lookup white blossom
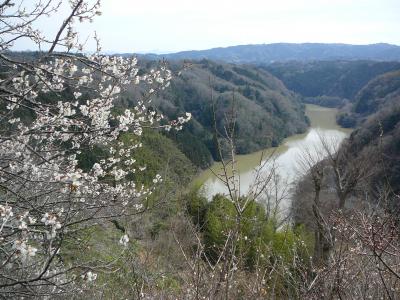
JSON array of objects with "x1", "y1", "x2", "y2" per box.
[
  {"x1": 152, "y1": 174, "x2": 162, "y2": 184},
  {"x1": 82, "y1": 271, "x2": 97, "y2": 282},
  {"x1": 0, "y1": 0, "x2": 191, "y2": 295},
  {"x1": 119, "y1": 234, "x2": 129, "y2": 246}
]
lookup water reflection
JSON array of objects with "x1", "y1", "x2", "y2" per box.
[{"x1": 195, "y1": 105, "x2": 352, "y2": 206}]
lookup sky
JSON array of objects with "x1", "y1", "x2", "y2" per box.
[{"x1": 13, "y1": 0, "x2": 400, "y2": 53}]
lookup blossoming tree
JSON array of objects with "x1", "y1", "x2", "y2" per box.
[{"x1": 0, "y1": 0, "x2": 190, "y2": 297}]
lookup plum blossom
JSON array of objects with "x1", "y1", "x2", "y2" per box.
[
  {"x1": 92, "y1": 163, "x2": 104, "y2": 177},
  {"x1": 13, "y1": 240, "x2": 38, "y2": 261},
  {"x1": 82, "y1": 271, "x2": 97, "y2": 282},
  {"x1": 152, "y1": 174, "x2": 162, "y2": 184},
  {"x1": 41, "y1": 213, "x2": 62, "y2": 230},
  {"x1": 0, "y1": 205, "x2": 13, "y2": 219},
  {"x1": 0, "y1": 0, "x2": 192, "y2": 296},
  {"x1": 119, "y1": 234, "x2": 129, "y2": 246}
]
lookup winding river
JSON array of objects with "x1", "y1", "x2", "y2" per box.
[{"x1": 194, "y1": 104, "x2": 352, "y2": 213}]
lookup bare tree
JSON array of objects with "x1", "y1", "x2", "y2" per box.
[
  {"x1": 318, "y1": 133, "x2": 373, "y2": 210},
  {"x1": 294, "y1": 130, "x2": 400, "y2": 299},
  {"x1": 297, "y1": 144, "x2": 334, "y2": 265},
  {"x1": 170, "y1": 90, "x2": 312, "y2": 299}
]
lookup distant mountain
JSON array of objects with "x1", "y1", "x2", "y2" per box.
[{"x1": 135, "y1": 43, "x2": 400, "y2": 64}]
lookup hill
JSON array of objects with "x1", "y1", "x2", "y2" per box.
[
  {"x1": 335, "y1": 71, "x2": 400, "y2": 205},
  {"x1": 136, "y1": 43, "x2": 400, "y2": 64},
  {"x1": 336, "y1": 70, "x2": 400, "y2": 127},
  {"x1": 119, "y1": 60, "x2": 309, "y2": 168},
  {"x1": 263, "y1": 60, "x2": 400, "y2": 101},
  {"x1": 353, "y1": 70, "x2": 400, "y2": 115}
]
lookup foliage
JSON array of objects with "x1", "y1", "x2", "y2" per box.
[
  {"x1": 152, "y1": 60, "x2": 309, "y2": 160},
  {"x1": 353, "y1": 70, "x2": 400, "y2": 114},
  {"x1": 265, "y1": 60, "x2": 400, "y2": 100},
  {"x1": 186, "y1": 192, "x2": 313, "y2": 270},
  {"x1": 167, "y1": 127, "x2": 214, "y2": 169},
  {"x1": 119, "y1": 130, "x2": 196, "y2": 187},
  {"x1": 336, "y1": 112, "x2": 357, "y2": 128},
  {"x1": 184, "y1": 186, "x2": 208, "y2": 228},
  {"x1": 336, "y1": 70, "x2": 400, "y2": 127},
  {"x1": 346, "y1": 104, "x2": 400, "y2": 209},
  {"x1": 293, "y1": 68, "x2": 400, "y2": 220},
  {"x1": 303, "y1": 95, "x2": 348, "y2": 108}
]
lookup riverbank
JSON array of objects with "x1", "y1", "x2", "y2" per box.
[{"x1": 194, "y1": 104, "x2": 352, "y2": 200}]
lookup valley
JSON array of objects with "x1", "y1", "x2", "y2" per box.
[
  {"x1": 195, "y1": 105, "x2": 351, "y2": 210},
  {"x1": 2, "y1": 13, "x2": 400, "y2": 296}
]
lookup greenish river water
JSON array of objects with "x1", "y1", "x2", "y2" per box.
[{"x1": 195, "y1": 104, "x2": 352, "y2": 211}]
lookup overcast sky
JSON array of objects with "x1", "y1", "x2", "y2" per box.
[{"x1": 15, "y1": 0, "x2": 400, "y2": 53}]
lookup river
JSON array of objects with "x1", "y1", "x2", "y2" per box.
[{"x1": 194, "y1": 104, "x2": 352, "y2": 215}]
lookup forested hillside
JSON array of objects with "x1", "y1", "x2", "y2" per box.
[
  {"x1": 138, "y1": 43, "x2": 400, "y2": 64},
  {"x1": 119, "y1": 60, "x2": 309, "y2": 168},
  {"x1": 264, "y1": 60, "x2": 400, "y2": 107},
  {"x1": 353, "y1": 70, "x2": 400, "y2": 114},
  {"x1": 290, "y1": 71, "x2": 400, "y2": 207},
  {"x1": 288, "y1": 64, "x2": 400, "y2": 299},
  {"x1": 336, "y1": 71, "x2": 400, "y2": 200},
  {"x1": 335, "y1": 69, "x2": 400, "y2": 127}
]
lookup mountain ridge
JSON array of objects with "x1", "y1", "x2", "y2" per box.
[{"x1": 129, "y1": 43, "x2": 400, "y2": 64}]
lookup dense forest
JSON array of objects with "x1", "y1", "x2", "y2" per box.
[
  {"x1": 264, "y1": 60, "x2": 400, "y2": 103},
  {"x1": 337, "y1": 70, "x2": 400, "y2": 199},
  {"x1": 118, "y1": 60, "x2": 308, "y2": 168}
]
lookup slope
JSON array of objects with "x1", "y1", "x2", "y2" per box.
[
  {"x1": 120, "y1": 60, "x2": 309, "y2": 168},
  {"x1": 264, "y1": 60, "x2": 400, "y2": 101}
]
